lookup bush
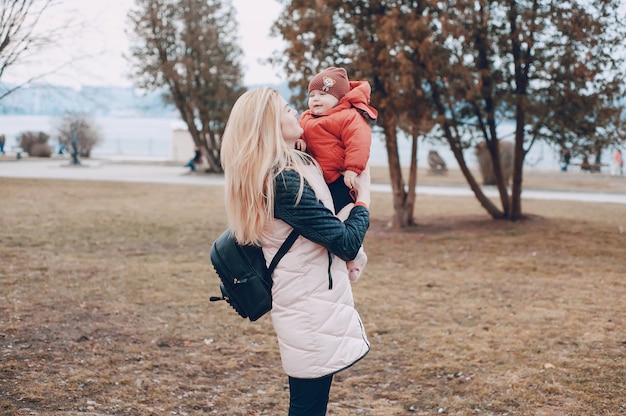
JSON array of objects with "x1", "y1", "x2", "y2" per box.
[
  {"x1": 19, "y1": 131, "x2": 51, "y2": 157},
  {"x1": 29, "y1": 143, "x2": 53, "y2": 157},
  {"x1": 56, "y1": 113, "x2": 103, "y2": 158}
]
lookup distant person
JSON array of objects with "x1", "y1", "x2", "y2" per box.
[
  {"x1": 612, "y1": 149, "x2": 623, "y2": 176},
  {"x1": 185, "y1": 146, "x2": 202, "y2": 171},
  {"x1": 297, "y1": 67, "x2": 377, "y2": 282},
  {"x1": 560, "y1": 148, "x2": 571, "y2": 172},
  {"x1": 0, "y1": 134, "x2": 5, "y2": 154}
]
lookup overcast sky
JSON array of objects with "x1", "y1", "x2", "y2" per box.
[{"x1": 4, "y1": 0, "x2": 284, "y2": 88}]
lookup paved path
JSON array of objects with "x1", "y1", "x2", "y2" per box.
[{"x1": 2, "y1": 159, "x2": 625, "y2": 204}]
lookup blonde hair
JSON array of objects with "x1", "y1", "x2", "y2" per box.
[{"x1": 220, "y1": 87, "x2": 313, "y2": 245}]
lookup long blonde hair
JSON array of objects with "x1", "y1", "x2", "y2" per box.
[{"x1": 220, "y1": 87, "x2": 312, "y2": 245}]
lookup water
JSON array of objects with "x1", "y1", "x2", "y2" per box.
[
  {"x1": 0, "y1": 115, "x2": 182, "y2": 158},
  {"x1": 371, "y1": 123, "x2": 563, "y2": 170},
  {"x1": 0, "y1": 115, "x2": 564, "y2": 170},
  {"x1": 370, "y1": 128, "x2": 560, "y2": 170}
]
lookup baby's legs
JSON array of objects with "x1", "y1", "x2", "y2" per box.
[
  {"x1": 336, "y1": 202, "x2": 368, "y2": 282},
  {"x1": 329, "y1": 177, "x2": 367, "y2": 281},
  {"x1": 347, "y1": 247, "x2": 367, "y2": 282}
]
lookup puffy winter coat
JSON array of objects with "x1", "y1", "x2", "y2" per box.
[
  {"x1": 299, "y1": 81, "x2": 378, "y2": 184},
  {"x1": 261, "y1": 164, "x2": 370, "y2": 379}
]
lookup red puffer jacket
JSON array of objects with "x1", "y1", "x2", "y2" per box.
[{"x1": 299, "y1": 80, "x2": 378, "y2": 184}]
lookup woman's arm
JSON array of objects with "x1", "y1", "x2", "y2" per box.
[{"x1": 274, "y1": 170, "x2": 369, "y2": 261}]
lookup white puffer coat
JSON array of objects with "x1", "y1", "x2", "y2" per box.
[{"x1": 261, "y1": 164, "x2": 370, "y2": 379}]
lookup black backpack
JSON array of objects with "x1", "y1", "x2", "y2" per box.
[{"x1": 209, "y1": 229, "x2": 299, "y2": 321}]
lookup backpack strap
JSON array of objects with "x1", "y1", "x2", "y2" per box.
[{"x1": 267, "y1": 229, "x2": 299, "y2": 274}]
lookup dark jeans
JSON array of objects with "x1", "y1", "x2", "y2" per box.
[{"x1": 288, "y1": 374, "x2": 333, "y2": 416}]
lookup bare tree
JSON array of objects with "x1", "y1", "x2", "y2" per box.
[
  {"x1": 0, "y1": 0, "x2": 67, "y2": 100},
  {"x1": 127, "y1": 0, "x2": 245, "y2": 173},
  {"x1": 56, "y1": 112, "x2": 103, "y2": 161}
]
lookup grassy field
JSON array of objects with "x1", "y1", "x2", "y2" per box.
[{"x1": 1, "y1": 169, "x2": 625, "y2": 416}]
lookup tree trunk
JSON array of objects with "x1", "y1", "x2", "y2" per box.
[
  {"x1": 473, "y1": 24, "x2": 511, "y2": 218},
  {"x1": 384, "y1": 121, "x2": 415, "y2": 229},
  {"x1": 429, "y1": 80, "x2": 505, "y2": 219},
  {"x1": 199, "y1": 127, "x2": 221, "y2": 173},
  {"x1": 508, "y1": 3, "x2": 527, "y2": 221},
  {"x1": 510, "y1": 134, "x2": 524, "y2": 220},
  {"x1": 406, "y1": 133, "x2": 418, "y2": 224},
  {"x1": 169, "y1": 85, "x2": 222, "y2": 173},
  {"x1": 449, "y1": 137, "x2": 505, "y2": 219},
  {"x1": 486, "y1": 138, "x2": 511, "y2": 217}
]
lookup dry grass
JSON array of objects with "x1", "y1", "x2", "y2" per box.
[
  {"x1": 370, "y1": 165, "x2": 626, "y2": 194},
  {"x1": 1, "y1": 172, "x2": 625, "y2": 416}
]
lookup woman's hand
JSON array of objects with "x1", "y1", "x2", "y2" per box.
[{"x1": 352, "y1": 165, "x2": 371, "y2": 208}]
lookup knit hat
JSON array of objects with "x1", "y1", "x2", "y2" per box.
[{"x1": 308, "y1": 67, "x2": 350, "y2": 100}]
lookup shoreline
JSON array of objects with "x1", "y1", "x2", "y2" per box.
[{"x1": 1, "y1": 154, "x2": 624, "y2": 196}]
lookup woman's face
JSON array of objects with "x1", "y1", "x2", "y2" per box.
[{"x1": 280, "y1": 98, "x2": 303, "y2": 146}]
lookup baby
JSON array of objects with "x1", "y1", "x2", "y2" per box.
[{"x1": 298, "y1": 67, "x2": 378, "y2": 281}]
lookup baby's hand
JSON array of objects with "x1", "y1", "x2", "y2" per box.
[
  {"x1": 295, "y1": 139, "x2": 307, "y2": 152},
  {"x1": 343, "y1": 170, "x2": 358, "y2": 189}
]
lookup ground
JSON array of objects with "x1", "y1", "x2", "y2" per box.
[{"x1": 1, "y1": 167, "x2": 625, "y2": 415}]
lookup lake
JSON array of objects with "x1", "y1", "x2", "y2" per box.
[
  {"x1": 0, "y1": 115, "x2": 181, "y2": 158},
  {"x1": 0, "y1": 115, "x2": 564, "y2": 170}
]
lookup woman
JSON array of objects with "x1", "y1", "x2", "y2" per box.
[{"x1": 220, "y1": 87, "x2": 371, "y2": 415}]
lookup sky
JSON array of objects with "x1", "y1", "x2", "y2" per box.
[{"x1": 5, "y1": 0, "x2": 285, "y2": 88}]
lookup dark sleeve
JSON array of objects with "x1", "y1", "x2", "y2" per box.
[{"x1": 274, "y1": 170, "x2": 369, "y2": 261}]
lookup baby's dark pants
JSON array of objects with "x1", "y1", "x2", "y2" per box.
[{"x1": 327, "y1": 176, "x2": 354, "y2": 214}]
